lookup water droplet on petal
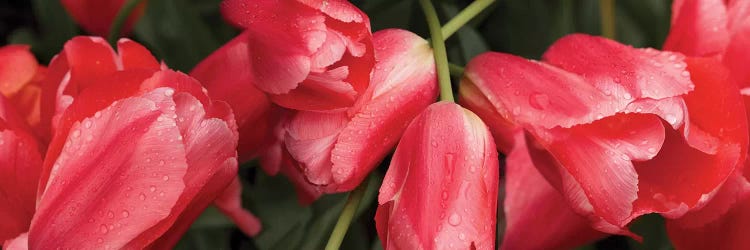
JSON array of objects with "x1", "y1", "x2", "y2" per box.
[
  {"x1": 149, "y1": 185, "x2": 156, "y2": 192},
  {"x1": 100, "y1": 224, "x2": 109, "y2": 234},
  {"x1": 139, "y1": 193, "x2": 146, "y2": 200},
  {"x1": 164, "y1": 89, "x2": 175, "y2": 96},
  {"x1": 122, "y1": 210, "x2": 130, "y2": 218},
  {"x1": 448, "y1": 213, "x2": 462, "y2": 226}
]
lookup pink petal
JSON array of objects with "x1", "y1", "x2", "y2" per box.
[
  {"x1": 214, "y1": 178, "x2": 262, "y2": 236},
  {"x1": 667, "y1": 194, "x2": 750, "y2": 250},
  {"x1": 664, "y1": 0, "x2": 729, "y2": 57},
  {"x1": 60, "y1": 0, "x2": 145, "y2": 36},
  {"x1": 543, "y1": 34, "x2": 694, "y2": 101},
  {"x1": 502, "y1": 133, "x2": 606, "y2": 250},
  {"x1": 29, "y1": 95, "x2": 188, "y2": 249},
  {"x1": 377, "y1": 102, "x2": 499, "y2": 250},
  {"x1": 269, "y1": 67, "x2": 357, "y2": 111},
  {"x1": 3, "y1": 232, "x2": 28, "y2": 250},
  {"x1": 330, "y1": 29, "x2": 438, "y2": 191},
  {"x1": 0, "y1": 45, "x2": 38, "y2": 97},
  {"x1": 285, "y1": 111, "x2": 347, "y2": 185},
  {"x1": 723, "y1": 23, "x2": 750, "y2": 88},
  {"x1": 296, "y1": 0, "x2": 365, "y2": 23}
]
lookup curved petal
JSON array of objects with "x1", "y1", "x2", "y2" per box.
[
  {"x1": 667, "y1": 195, "x2": 750, "y2": 250},
  {"x1": 189, "y1": 31, "x2": 274, "y2": 161},
  {"x1": 29, "y1": 95, "x2": 188, "y2": 249},
  {"x1": 117, "y1": 39, "x2": 161, "y2": 71},
  {"x1": 502, "y1": 133, "x2": 606, "y2": 250},
  {"x1": 3, "y1": 232, "x2": 28, "y2": 250},
  {"x1": 60, "y1": 0, "x2": 145, "y2": 36},
  {"x1": 330, "y1": 29, "x2": 438, "y2": 191},
  {"x1": 214, "y1": 178, "x2": 261, "y2": 236},
  {"x1": 0, "y1": 45, "x2": 38, "y2": 97},
  {"x1": 377, "y1": 102, "x2": 498, "y2": 250},
  {"x1": 664, "y1": 0, "x2": 729, "y2": 57},
  {"x1": 285, "y1": 111, "x2": 347, "y2": 185}
]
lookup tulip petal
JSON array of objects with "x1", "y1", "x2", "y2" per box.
[
  {"x1": 543, "y1": 34, "x2": 694, "y2": 101},
  {"x1": 189, "y1": 31, "x2": 274, "y2": 161},
  {"x1": 664, "y1": 0, "x2": 729, "y2": 56},
  {"x1": 214, "y1": 178, "x2": 262, "y2": 236},
  {"x1": 667, "y1": 194, "x2": 750, "y2": 250},
  {"x1": 269, "y1": 67, "x2": 357, "y2": 111},
  {"x1": 0, "y1": 97, "x2": 42, "y2": 244},
  {"x1": 0, "y1": 45, "x2": 38, "y2": 97},
  {"x1": 3, "y1": 232, "x2": 28, "y2": 250},
  {"x1": 60, "y1": 0, "x2": 145, "y2": 36},
  {"x1": 285, "y1": 111, "x2": 347, "y2": 185},
  {"x1": 29, "y1": 95, "x2": 188, "y2": 249},
  {"x1": 117, "y1": 39, "x2": 161, "y2": 71},
  {"x1": 330, "y1": 29, "x2": 438, "y2": 191},
  {"x1": 502, "y1": 133, "x2": 605, "y2": 250}
]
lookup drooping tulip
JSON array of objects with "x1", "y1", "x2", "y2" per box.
[
  {"x1": 283, "y1": 29, "x2": 438, "y2": 193},
  {"x1": 376, "y1": 102, "x2": 499, "y2": 249},
  {"x1": 460, "y1": 34, "x2": 748, "y2": 236},
  {"x1": 60, "y1": 0, "x2": 147, "y2": 37},
  {"x1": 220, "y1": 0, "x2": 375, "y2": 111}
]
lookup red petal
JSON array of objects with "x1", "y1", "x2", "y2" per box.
[
  {"x1": 214, "y1": 178, "x2": 261, "y2": 236},
  {"x1": 667, "y1": 194, "x2": 750, "y2": 250},
  {"x1": 285, "y1": 111, "x2": 347, "y2": 185},
  {"x1": 377, "y1": 102, "x2": 499, "y2": 249},
  {"x1": 3, "y1": 232, "x2": 28, "y2": 250},
  {"x1": 117, "y1": 39, "x2": 161, "y2": 70},
  {"x1": 543, "y1": 34, "x2": 694, "y2": 101},
  {"x1": 269, "y1": 67, "x2": 357, "y2": 111},
  {"x1": 502, "y1": 133, "x2": 605, "y2": 250},
  {"x1": 0, "y1": 45, "x2": 38, "y2": 97},
  {"x1": 60, "y1": 0, "x2": 145, "y2": 36},
  {"x1": 0, "y1": 97, "x2": 42, "y2": 244},
  {"x1": 330, "y1": 29, "x2": 438, "y2": 191},
  {"x1": 664, "y1": 0, "x2": 729, "y2": 56},
  {"x1": 723, "y1": 23, "x2": 750, "y2": 88},
  {"x1": 189, "y1": 31, "x2": 274, "y2": 161}
]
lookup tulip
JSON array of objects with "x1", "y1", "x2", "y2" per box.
[
  {"x1": 221, "y1": 0, "x2": 375, "y2": 111},
  {"x1": 375, "y1": 102, "x2": 499, "y2": 250},
  {"x1": 283, "y1": 29, "x2": 438, "y2": 193},
  {"x1": 459, "y1": 34, "x2": 748, "y2": 236},
  {"x1": 60, "y1": 0, "x2": 147, "y2": 37},
  {"x1": 1, "y1": 37, "x2": 259, "y2": 248}
]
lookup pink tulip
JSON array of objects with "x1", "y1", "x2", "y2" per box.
[
  {"x1": 61, "y1": 0, "x2": 147, "y2": 37},
  {"x1": 376, "y1": 102, "x2": 499, "y2": 250},
  {"x1": 221, "y1": 0, "x2": 375, "y2": 111}
]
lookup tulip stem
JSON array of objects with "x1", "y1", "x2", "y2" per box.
[
  {"x1": 449, "y1": 63, "x2": 465, "y2": 77},
  {"x1": 324, "y1": 178, "x2": 369, "y2": 250},
  {"x1": 419, "y1": 0, "x2": 455, "y2": 103},
  {"x1": 599, "y1": 0, "x2": 616, "y2": 39},
  {"x1": 108, "y1": 0, "x2": 146, "y2": 46},
  {"x1": 441, "y1": 0, "x2": 495, "y2": 41}
]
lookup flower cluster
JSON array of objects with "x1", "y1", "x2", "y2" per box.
[{"x1": 1, "y1": 0, "x2": 749, "y2": 249}]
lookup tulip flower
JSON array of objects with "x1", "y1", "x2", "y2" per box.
[
  {"x1": 662, "y1": 0, "x2": 750, "y2": 248},
  {"x1": 460, "y1": 34, "x2": 748, "y2": 237},
  {"x1": 0, "y1": 45, "x2": 45, "y2": 133},
  {"x1": 221, "y1": 0, "x2": 375, "y2": 111},
  {"x1": 61, "y1": 0, "x2": 147, "y2": 37},
  {"x1": 1, "y1": 37, "x2": 259, "y2": 248},
  {"x1": 282, "y1": 29, "x2": 438, "y2": 193},
  {"x1": 375, "y1": 102, "x2": 499, "y2": 249}
]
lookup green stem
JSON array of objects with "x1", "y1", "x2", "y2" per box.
[
  {"x1": 324, "y1": 178, "x2": 369, "y2": 250},
  {"x1": 108, "y1": 0, "x2": 146, "y2": 46},
  {"x1": 449, "y1": 63, "x2": 465, "y2": 77},
  {"x1": 419, "y1": 0, "x2": 454, "y2": 103},
  {"x1": 440, "y1": 0, "x2": 496, "y2": 41},
  {"x1": 599, "y1": 0, "x2": 616, "y2": 39}
]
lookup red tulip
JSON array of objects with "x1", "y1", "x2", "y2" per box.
[
  {"x1": 375, "y1": 102, "x2": 499, "y2": 250},
  {"x1": 460, "y1": 34, "x2": 748, "y2": 237},
  {"x1": 221, "y1": 0, "x2": 375, "y2": 111},
  {"x1": 282, "y1": 29, "x2": 438, "y2": 193},
  {"x1": 0, "y1": 45, "x2": 45, "y2": 133},
  {"x1": 61, "y1": 0, "x2": 146, "y2": 37},
  {"x1": 1, "y1": 37, "x2": 259, "y2": 249},
  {"x1": 0, "y1": 95, "x2": 43, "y2": 244},
  {"x1": 662, "y1": 1, "x2": 750, "y2": 247}
]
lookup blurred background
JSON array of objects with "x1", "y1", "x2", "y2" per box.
[{"x1": 0, "y1": 0, "x2": 674, "y2": 249}]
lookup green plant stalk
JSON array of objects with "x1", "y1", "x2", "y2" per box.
[
  {"x1": 441, "y1": 0, "x2": 495, "y2": 41},
  {"x1": 324, "y1": 178, "x2": 369, "y2": 250},
  {"x1": 449, "y1": 63, "x2": 465, "y2": 77},
  {"x1": 599, "y1": 0, "x2": 616, "y2": 39},
  {"x1": 108, "y1": 0, "x2": 146, "y2": 46},
  {"x1": 419, "y1": 0, "x2": 454, "y2": 103}
]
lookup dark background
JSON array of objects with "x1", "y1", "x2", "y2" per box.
[{"x1": 0, "y1": 0, "x2": 675, "y2": 249}]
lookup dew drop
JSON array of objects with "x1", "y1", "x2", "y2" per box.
[
  {"x1": 94, "y1": 111, "x2": 102, "y2": 118},
  {"x1": 122, "y1": 210, "x2": 130, "y2": 218},
  {"x1": 448, "y1": 213, "x2": 462, "y2": 226},
  {"x1": 164, "y1": 89, "x2": 175, "y2": 96},
  {"x1": 162, "y1": 175, "x2": 170, "y2": 181},
  {"x1": 72, "y1": 130, "x2": 81, "y2": 138},
  {"x1": 529, "y1": 93, "x2": 550, "y2": 110},
  {"x1": 149, "y1": 185, "x2": 156, "y2": 192},
  {"x1": 100, "y1": 224, "x2": 109, "y2": 234},
  {"x1": 138, "y1": 193, "x2": 146, "y2": 200},
  {"x1": 107, "y1": 211, "x2": 114, "y2": 218},
  {"x1": 441, "y1": 191, "x2": 448, "y2": 200},
  {"x1": 622, "y1": 93, "x2": 632, "y2": 100},
  {"x1": 458, "y1": 233, "x2": 466, "y2": 240},
  {"x1": 647, "y1": 147, "x2": 657, "y2": 153}
]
